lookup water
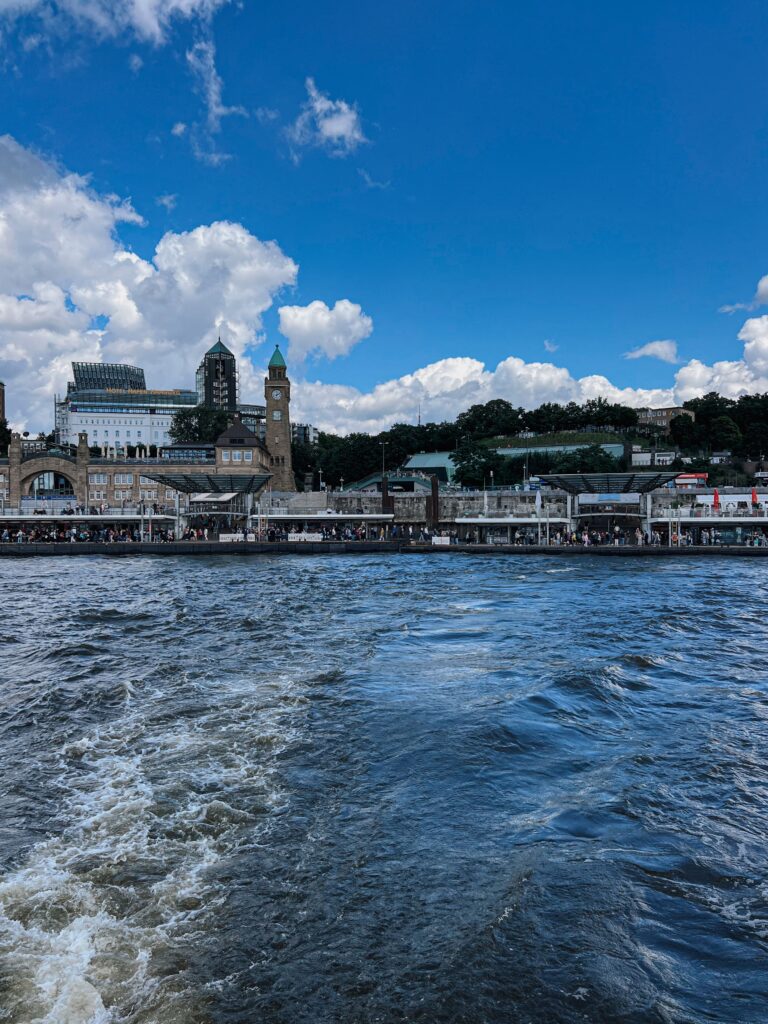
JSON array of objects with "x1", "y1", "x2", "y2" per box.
[{"x1": 1, "y1": 554, "x2": 767, "y2": 1023}]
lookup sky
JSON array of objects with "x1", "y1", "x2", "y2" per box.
[{"x1": 1, "y1": 0, "x2": 768, "y2": 433}]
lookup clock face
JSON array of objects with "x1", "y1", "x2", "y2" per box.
[{"x1": 271, "y1": 389, "x2": 282, "y2": 400}]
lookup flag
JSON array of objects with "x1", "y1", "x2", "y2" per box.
[
  {"x1": 752, "y1": 487, "x2": 759, "y2": 506},
  {"x1": 713, "y1": 488, "x2": 720, "y2": 510},
  {"x1": 535, "y1": 490, "x2": 542, "y2": 515}
]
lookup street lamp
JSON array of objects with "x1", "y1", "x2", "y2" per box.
[{"x1": 380, "y1": 441, "x2": 387, "y2": 479}]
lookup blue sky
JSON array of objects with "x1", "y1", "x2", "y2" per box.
[{"x1": 1, "y1": 0, "x2": 768, "y2": 431}]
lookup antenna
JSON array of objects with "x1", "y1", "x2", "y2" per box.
[{"x1": 417, "y1": 401, "x2": 421, "y2": 427}]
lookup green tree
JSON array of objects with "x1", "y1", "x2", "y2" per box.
[
  {"x1": 550, "y1": 445, "x2": 622, "y2": 474},
  {"x1": 456, "y1": 399, "x2": 524, "y2": 438},
  {"x1": 709, "y1": 415, "x2": 741, "y2": 451},
  {"x1": 0, "y1": 417, "x2": 11, "y2": 455},
  {"x1": 169, "y1": 406, "x2": 230, "y2": 444},
  {"x1": 669, "y1": 414, "x2": 702, "y2": 451}
]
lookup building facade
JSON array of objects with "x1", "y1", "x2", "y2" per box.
[
  {"x1": 637, "y1": 407, "x2": 695, "y2": 431},
  {"x1": 264, "y1": 345, "x2": 295, "y2": 491},
  {"x1": 196, "y1": 339, "x2": 239, "y2": 411},
  {"x1": 55, "y1": 383, "x2": 198, "y2": 450},
  {"x1": 1, "y1": 416, "x2": 272, "y2": 509}
]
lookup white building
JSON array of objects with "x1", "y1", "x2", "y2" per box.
[{"x1": 55, "y1": 385, "x2": 198, "y2": 450}]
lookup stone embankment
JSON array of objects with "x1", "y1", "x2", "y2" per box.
[{"x1": 2, "y1": 542, "x2": 768, "y2": 557}]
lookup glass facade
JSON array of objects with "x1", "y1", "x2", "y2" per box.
[{"x1": 70, "y1": 362, "x2": 146, "y2": 392}]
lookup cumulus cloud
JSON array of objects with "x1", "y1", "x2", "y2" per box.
[
  {"x1": 0, "y1": 0, "x2": 230, "y2": 45},
  {"x1": 5, "y1": 134, "x2": 768, "y2": 437},
  {"x1": 0, "y1": 134, "x2": 297, "y2": 429},
  {"x1": 171, "y1": 121, "x2": 187, "y2": 136},
  {"x1": 185, "y1": 38, "x2": 246, "y2": 165},
  {"x1": 624, "y1": 339, "x2": 679, "y2": 364},
  {"x1": 128, "y1": 52, "x2": 142, "y2": 72},
  {"x1": 543, "y1": 339, "x2": 558, "y2": 353},
  {"x1": 278, "y1": 299, "x2": 372, "y2": 363},
  {"x1": 720, "y1": 273, "x2": 768, "y2": 314},
  {"x1": 286, "y1": 77, "x2": 367, "y2": 162}
]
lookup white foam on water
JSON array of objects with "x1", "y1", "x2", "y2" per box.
[{"x1": 0, "y1": 673, "x2": 300, "y2": 1024}]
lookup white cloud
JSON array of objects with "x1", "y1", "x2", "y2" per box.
[
  {"x1": 128, "y1": 52, "x2": 142, "y2": 72},
  {"x1": 4, "y1": 134, "x2": 768, "y2": 438},
  {"x1": 624, "y1": 339, "x2": 679, "y2": 364},
  {"x1": 286, "y1": 77, "x2": 367, "y2": 162},
  {"x1": 278, "y1": 299, "x2": 372, "y2": 363},
  {"x1": 358, "y1": 169, "x2": 389, "y2": 190},
  {"x1": 171, "y1": 121, "x2": 187, "y2": 136},
  {"x1": 185, "y1": 38, "x2": 246, "y2": 165},
  {"x1": 0, "y1": 135, "x2": 297, "y2": 429},
  {"x1": 255, "y1": 106, "x2": 279, "y2": 124},
  {"x1": 719, "y1": 273, "x2": 768, "y2": 314},
  {"x1": 156, "y1": 193, "x2": 177, "y2": 211},
  {"x1": 543, "y1": 339, "x2": 558, "y2": 353},
  {"x1": 0, "y1": 0, "x2": 230, "y2": 45}
]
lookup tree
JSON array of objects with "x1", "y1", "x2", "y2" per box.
[
  {"x1": 669, "y1": 414, "x2": 702, "y2": 451},
  {"x1": 550, "y1": 445, "x2": 622, "y2": 474},
  {"x1": 0, "y1": 418, "x2": 11, "y2": 455},
  {"x1": 169, "y1": 406, "x2": 230, "y2": 444},
  {"x1": 456, "y1": 399, "x2": 523, "y2": 438},
  {"x1": 709, "y1": 415, "x2": 741, "y2": 451}
]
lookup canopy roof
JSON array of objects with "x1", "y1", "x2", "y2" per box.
[
  {"x1": 141, "y1": 472, "x2": 271, "y2": 494},
  {"x1": 539, "y1": 472, "x2": 679, "y2": 495}
]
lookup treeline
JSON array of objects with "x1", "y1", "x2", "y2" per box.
[
  {"x1": 670, "y1": 392, "x2": 768, "y2": 459},
  {"x1": 292, "y1": 397, "x2": 636, "y2": 488}
]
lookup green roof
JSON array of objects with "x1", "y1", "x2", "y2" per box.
[
  {"x1": 206, "y1": 338, "x2": 233, "y2": 356},
  {"x1": 268, "y1": 345, "x2": 286, "y2": 368}
]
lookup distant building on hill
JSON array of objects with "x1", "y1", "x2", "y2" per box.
[{"x1": 636, "y1": 407, "x2": 694, "y2": 431}]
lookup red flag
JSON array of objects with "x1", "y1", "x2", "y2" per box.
[
  {"x1": 713, "y1": 488, "x2": 720, "y2": 510},
  {"x1": 752, "y1": 487, "x2": 759, "y2": 506}
]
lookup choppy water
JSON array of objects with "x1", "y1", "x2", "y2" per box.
[{"x1": 1, "y1": 555, "x2": 767, "y2": 1023}]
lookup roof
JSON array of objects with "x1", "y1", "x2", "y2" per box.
[
  {"x1": 215, "y1": 414, "x2": 263, "y2": 447},
  {"x1": 268, "y1": 345, "x2": 286, "y2": 368},
  {"x1": 139, "y1": 472, "x2": 271, "y2": 494},
  {"x1": 539, "y1": 472, "x2": 680, "y2": 495},
  {"x1": 405, "y1": 452, "x2": 456, "y2": 469},
  {"x1": 206, "y1": 338, "x2": 234, "y2": 356}
]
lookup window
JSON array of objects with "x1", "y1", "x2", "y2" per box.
[
  {"x1": 114, "y1": 489, "x2": 132, "y2": 500},
  {"x1": 114, "y1": 473, "x2": 133, "y2": 485},
  {"x1": 88, "y1": 473, "x2": 108, "y2": 484},
  {"x1": 272, "y1": 410, "x2": 282, "y2": 421},
  {"x1": 139, "y1": 476, "x2": 154, "y2": 485},
  {"x1": 137, "y1": 431, "x2": 142, "y2": 438},
  {"x1": 222, "y1": 450, "x2": 230, "y2": 462},
  {"x1": 89, "y1": 490, "x2": 106, "y2": 500},
  {"x1": 140, "y1": 489, "x2": 157, "y2": 500},
  {"x1": 165, "y1": 489, "x2": 176, "y2": 499},
  {"x1": 244, "y1": 450, "x2": 253, "y2": 463},
  {"x1": 232, "y1": 450, "x2": 243, "y2": 462}
]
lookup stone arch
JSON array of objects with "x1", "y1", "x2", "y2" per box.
[{"x1": 20, "y1": 459, "x2": 79, "y2": 498}]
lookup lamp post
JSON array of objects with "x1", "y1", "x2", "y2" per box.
[{"x1": 380, "y1": 442, "x2": 387, "y2": 482}]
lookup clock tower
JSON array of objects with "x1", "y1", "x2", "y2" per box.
[{"x1": 264, "y1": 344, "x2": 295, "y2": 491}]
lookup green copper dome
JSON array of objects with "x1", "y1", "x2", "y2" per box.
[{"x1": 268, "y1": 345, "x2": 286, "y2": 368}]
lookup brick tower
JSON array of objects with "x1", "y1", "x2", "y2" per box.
[{"x1": 264, "y1": 345, "x2": 295, "y2": 491}]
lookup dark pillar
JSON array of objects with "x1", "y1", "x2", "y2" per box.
[{"x1": 425, "y1": 475, "x2": 440, "y2": 530}]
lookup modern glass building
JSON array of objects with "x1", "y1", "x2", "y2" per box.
[
  {"x1": 70, "y1": 362, "x2": 146, "y2": 392},
  {"x1": 196, "y1": 340, "x2": 239, "y2": 412},
  {"x1": 55, "y1": 362, "x2": 198, "y2": 449}
]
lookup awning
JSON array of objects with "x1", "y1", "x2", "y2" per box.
[
  {"x1": 539, "y1": 472, "x2": 679, "y2": 495},
  {"x1": 139, "y1": 472, "x2": 271, "y2": 494},
  {"x1": 191, "y1": 492, "x2": 238, "y2": 502}
]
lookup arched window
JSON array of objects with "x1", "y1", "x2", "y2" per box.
[{"x1": 29, "y1": 472, "x2": 75, "y2": 497}]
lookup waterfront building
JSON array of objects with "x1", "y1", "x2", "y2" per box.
[
  {"x1": 55, "y1": 362, "x2": 198, "y2": 449},
  {"x1": 264, "y1": 345, "x2": 295, "y2": 491},
  {"x1": 196, "y1": 339, "x2": 239, "y2": 411},
  {"x1": 1, "y1": 413, "x2": 271, "y2": 510}
]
